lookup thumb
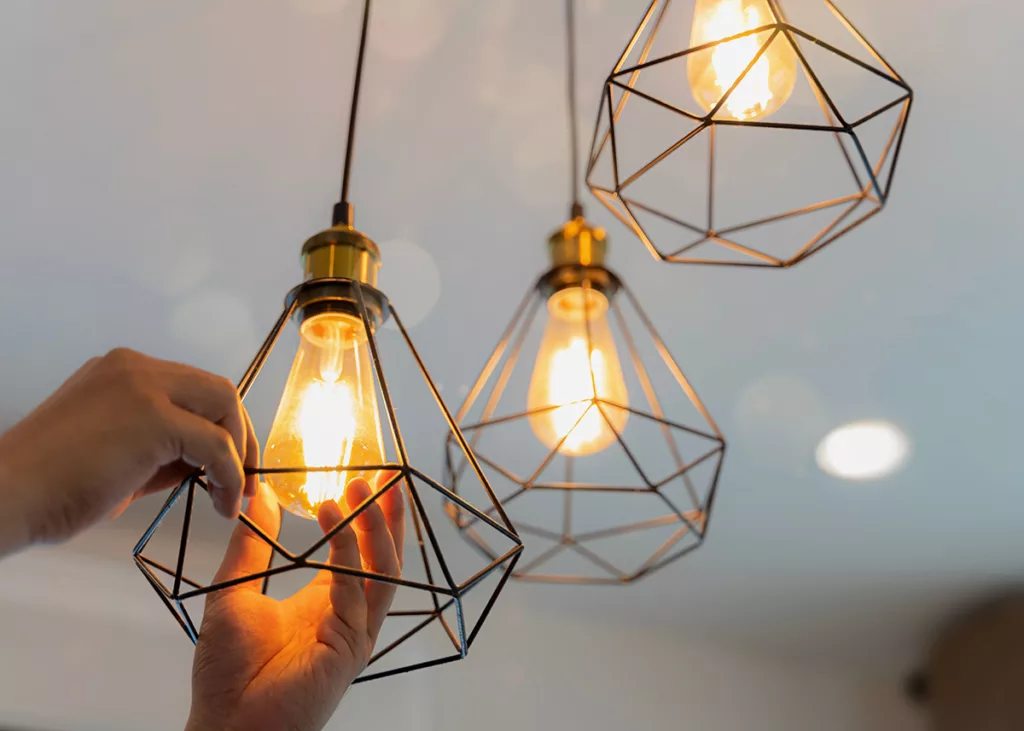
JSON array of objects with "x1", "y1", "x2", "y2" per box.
[{"x1": 211, "y1": 482, "x2": 281, "y2": 593}]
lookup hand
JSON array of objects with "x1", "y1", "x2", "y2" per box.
[
  {"x1": 0, "y1": 348, "x2": 257, "y2": 556},
  {"x1": 187, "y1": 472, "x2": 405, "y2": 731}
]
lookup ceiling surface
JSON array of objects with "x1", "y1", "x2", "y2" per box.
[{"x1": 1, "y1": 0, "x2": 1021, "y2": 679}]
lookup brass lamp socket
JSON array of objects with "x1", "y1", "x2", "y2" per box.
[
  {"x1": 547, "y1": 216, "x2": 607, "y2": 270},
  {"x1": 293, "y1": 225, "x2": 387, "y2": 327},
  {"x1": 301, "y1": 224, "x2": 381, "y2": 287},
  {"x1": 539, "y1": 217, "x2": 620, "y2": 298}
]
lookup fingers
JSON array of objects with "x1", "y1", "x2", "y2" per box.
[
  {"x1": 242, "y1": 407, "x2": 259, "y2": 499},
  {"x1": 346, "y1": 478, "x2": 401, "y2": 642},
  {"x1": 317, "y1": 500, "x2": 368, "y2": 646},
  {"x1": 162, "y1": 365, "x2": 248, "y2": 477},
  {"x1": 375, "y1": 470, "x2": 405, "y2": 569},
  {"x1": 165, "y1": 406, "x2": 245, "y2": 518},
  {"x1": 212, "y1": 482, "x2": 281, "y2": 593}
]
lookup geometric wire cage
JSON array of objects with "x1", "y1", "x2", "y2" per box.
[
  {"x1": 445, "y1": 258, "x2": 726, "y2": 585},
  {"x1": 134, "y1": 277, "x2": 524, "y2": 682},
  {"x1": 587, "y1": 0, "x2": 913, "y2": 268}
]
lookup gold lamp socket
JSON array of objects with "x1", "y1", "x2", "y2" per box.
[
  {"x1": 547, "y1": 216, "x2": 608, "y2": 270},
  {"x1": 301, "y1": 225, "x2": 381, "y2": 287}
]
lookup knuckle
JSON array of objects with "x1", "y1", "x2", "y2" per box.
[
  {"x1": 103, "y1": 347, "x2": 138, "y2": 368},
  {"x1": 213, "y1": 430, "x2": 236, "y2": 460},
  {"x1": 215, "y1": 374, "x2": 238, "y2": 398}
]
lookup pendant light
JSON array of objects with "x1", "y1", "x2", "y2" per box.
[
  {"x1": 587, "y1": 0, "x2": 913, "y2": 268},
  {"x1": 444, "y1": 0, "x2": 726, "y2": 585},
  {"x1": 133, "y1": 0, "x2": 522, "y2": 682}
]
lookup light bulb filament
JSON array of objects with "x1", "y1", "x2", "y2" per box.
[
  {"x1": 706, "y1": 1, "x2": 772, "y2": 119},
  {"x1": 549, "y1": 338, "x2": 608, "y2": 453},
  {"x1": 298, "y1": 378, "x2": 356, "y2": 507}
]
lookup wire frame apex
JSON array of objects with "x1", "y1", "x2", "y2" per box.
[{"x1": 587, "y1": 0, "x2": 913, "y2": 268}]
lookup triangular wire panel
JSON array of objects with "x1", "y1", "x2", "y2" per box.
[
  {"x1": 675, "y1": 444, "x2": 724, "y2": 511},
  {"x1": 609, "y1": 0, "x2": 686, "y2": 86},
  {"x1": 464, "y1": 550, "x2": 519, "y2": 648},
  {"x1": 178, "y1": 477, "x2": 286, "y2": 594},
  {"x1": 523, "y1": 541, "x2": 624, "y2": 584},
  {"x1": 620, "y1": 197, "x2": 709, "y2": 262},
  {"x1": 618, "y1": 42, "x2": 715, "y2": 123},
  {"x1": 509, "y1": 525, "x2": 564, "y2": 575},
  {"x1": 664, "y1": 237, "x2": 781, "y2": 266},
  {"x1": 599, "y1": 401, "x2": 723, "y2": 492},
  {"x1": 783, "y1": 26, "x2": 908, "y2": 130},
  {"x1": 370, "y1": 298, "x2": 518, "y2": 514},
  {"x1": 780, "y1": 0, "x2": 904, "y2": 81},
  {"x1": 850, "y1": 96, "x2": 911, "y2": 201},
  {"x1": 410, "y1": 469, "x2": 520, "y2": 586},
  {"x1": 715, "y1": 31, "x2": 841, "y2": 130},
  {"x1": 661, "y1": 445, "x2": 725, "y2": 523},
  {"x1": 612, "y1": 97, "x2": 706, "y2": 197},
  {"x1": 711, "y1": 119, "x2": 862, "y2": 238},
  {"x1": 633, "y1": 527, "x2": 704, "y2": 580},
  {"x1": 531, "y1": 418, "x2": 654, "y2": 490},
  {"x1": 454, "y1": 291, "x2": 546, "y2": 431},
  {"x1": 609, "y1": 292, "x2": 722, "y2": 440},
  {"x1": 135, "y1": 556, "x2": 196, "y2": 642},
  {"x1": 637, "y1": 528, "x2": 705, "y2": 579},
  {"x1": 618, "y1": 119, "x2": 711, "y2": 236},
  {"x1": 135, "y1": 478, "x2": 201, "y2": 600},
  {"x1": 793, "y1": 197, "x2": 882, "y2": 265},
  {"x1": 581, "y1": 520, "x2": 689, "y2": 579},
  {"x1": 361, "y1": 594, "x2": 458, "y2": 682},
  {"x1": 720, "y1": 194, "x2": 869, "y2": 266}
]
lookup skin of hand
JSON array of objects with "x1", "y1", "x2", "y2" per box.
[
  {"x1": 186, "y1": 471, "x2": 405, "y2": 731},
  {"x1": 0, "y1": 348, "x2": 257, "y2": 557}
]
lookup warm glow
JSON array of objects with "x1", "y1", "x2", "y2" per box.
[
  {"x1": 816, "y1": 420, "x2": 909, "y2": 481},
  {"x1": 264, "y1": 312, "x2": 385, "y2": 519},
  {"x1": 687, "y1": 0, "x2": 797, "y2": 121},
  {"x1": 527, "y1": 287, "x2": 628, "y2": 457}
]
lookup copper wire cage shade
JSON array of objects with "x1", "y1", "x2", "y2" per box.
[
  {"x1": 133, "y1": 278, "x2": 523, "y2": 682},
  {"x1": 444, "y1": 262, "x2": 726, "y2": 585},
  {"x1": 586, "y1": 0, "x2": 913, "y2": 268}
]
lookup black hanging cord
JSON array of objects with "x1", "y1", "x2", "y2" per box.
[
  {"x1": 333, "y1": 0, "x2": 373, "y2": 227},
  {"x1": 566, "y1": 0, "x2": 583, "y2": 219}
]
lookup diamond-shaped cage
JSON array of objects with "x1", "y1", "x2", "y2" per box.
[
  {"x1": 586, "y1": 0, "x2": 913, "y2": 268},
  {"x1": 445, "y1": 267, "x2": 726, "y2": 584},
  {"x1": 134, "y1": 278, "x2": 523, "y2": 683}
]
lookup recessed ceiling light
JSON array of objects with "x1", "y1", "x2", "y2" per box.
[{"x1": 816, "y1": 420, "x2": 910, "y2": 481}]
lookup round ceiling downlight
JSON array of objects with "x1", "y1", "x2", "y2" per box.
[{"x1": 816, "y1": 420, "x2": 910, "y2": 481}]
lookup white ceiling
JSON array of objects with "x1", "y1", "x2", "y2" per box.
[{"x1": 1, "y1": 0, "x2": 1022, "y2": 680}]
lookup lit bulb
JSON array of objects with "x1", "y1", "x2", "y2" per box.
[
  {"x1": 687, "y1": 0, "x2": 797, "y2": 121},
  {"x1": 526, "y1": 287, "x2": 629, "y2": 457},
  {"x1": 263, "y1": 311, "x2": 385, "y2": 519}
]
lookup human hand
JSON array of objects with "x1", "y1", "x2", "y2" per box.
[
  {"x1": 186, "y1": 471, "x2": 405, "y2": 731},
  {"x1": 0, "y1": 348, "x2": 257, "y2": 556}
]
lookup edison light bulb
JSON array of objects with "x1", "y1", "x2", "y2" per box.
[
  {"x1": 526, "y1": 286, "x2": 628, "y2": 457},
  {"x1": 687, "y1": 0, "x2": 797, "y2": 121},
  {"x1": 263, "y1": 311, "x2": 385, "y2": 519}
]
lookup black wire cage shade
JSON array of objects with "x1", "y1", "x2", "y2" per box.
[
  {"x1": 586, "y1": 0, "x2": 913, "y2": 268},
  {"x1": 132, "y1": 0, "x2": 523, "y2": 682},
  {"x1": 134, "y1": 280, "x2": 523, "y2": 682},
  {"x1": 444, "y1": 245, "x2": 726, "y2": 585}
]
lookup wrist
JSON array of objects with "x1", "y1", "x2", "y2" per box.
[{"x1": 0, "y1": 436, "x2": 34, "y2": 557}]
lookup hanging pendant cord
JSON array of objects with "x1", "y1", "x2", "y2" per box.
[
  {"x1": 333, "y1": 0, "x2": 373, "y2": 227},
  {"x1": 566, "y1": 0, "x2": 584, "y2": 219}
]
